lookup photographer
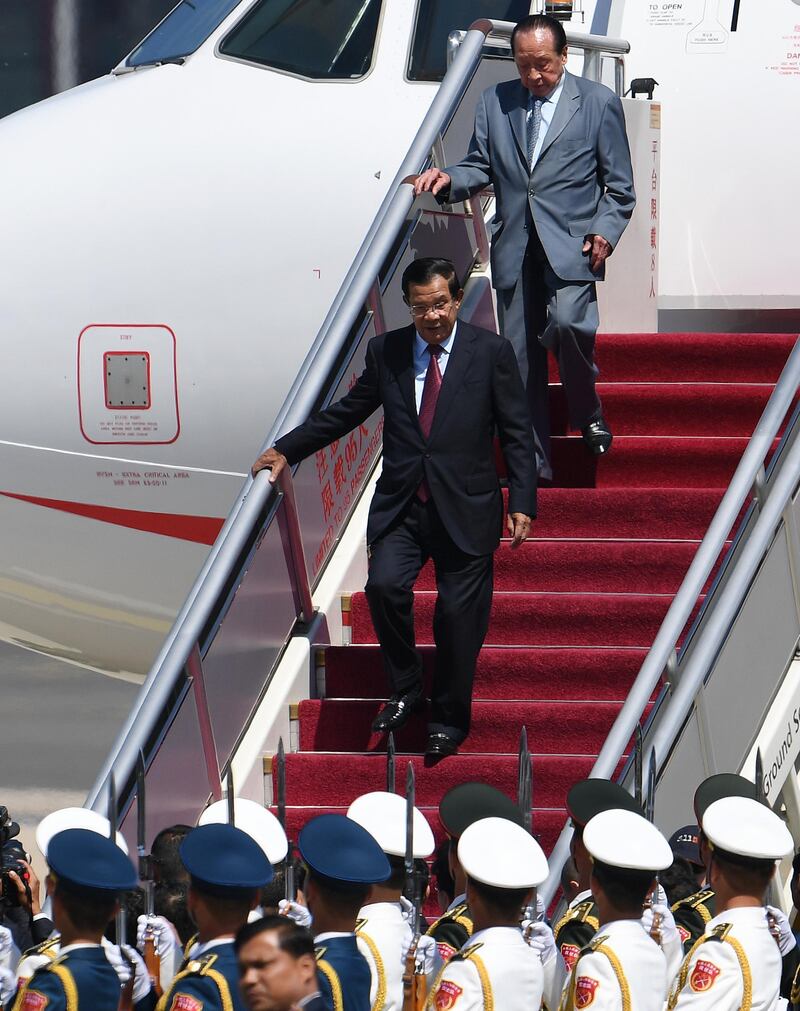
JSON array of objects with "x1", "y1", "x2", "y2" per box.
[{"x1": 0, "y1": 807, "x2": 53, "y2": 955}]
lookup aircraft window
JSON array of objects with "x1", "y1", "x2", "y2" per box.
[
  {"x1": 408, "y1": 0, "x2": 530, "y2": 82},
  {"x1": 126, "y1": 0, "x2": 243, "y2": 67},
  {"x1": 219, "y1": 0, "x2": 383, "y2": 79}
]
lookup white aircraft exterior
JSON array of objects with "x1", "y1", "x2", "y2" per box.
[{"x1": 0, "y1": 0, "x2": 797, "y2": 679}]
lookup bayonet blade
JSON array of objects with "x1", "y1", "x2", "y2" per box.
[
  {"x1": 386, "y1": 733, "x2": 396, "y2": 794},
  {"x1": 136, "y1": 751, "x2": 147, "y2": 858},
  {"x1": 755, "y1": 748, "x2": 766, "y2": 805},
  {"x1": 277, "y1": 738, "x2": 287, "y2": 830},
  {"x1": 226, "y1": 767, "x2": 235, "y2": 826},
  {"x1": 404, "y1": 763, "x2": 415, "y2": 885},
  {"x1": 634, "y1": 725, "x2": 643, "y2": 811},
  {"x1": 646, "y1": 748, "x2": 657, "y2": 824}
]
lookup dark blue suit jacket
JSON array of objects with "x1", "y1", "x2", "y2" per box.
[
  {"x1": 14, "y1": 945, "x2": 121, "y2": 1010},
  {"x1": 276, "y1": 323, "x2": 536, "y2": 556}
]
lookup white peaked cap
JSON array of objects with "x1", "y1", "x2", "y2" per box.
[
  {"x1": 458, "y1": 816, "x2": 548, "y2": 888},
  {"x1": 584, "y1": 809, "x2": 672, "y2": 872},
  {"x1": 347, "y1": 792, "x2": 435, "y2": 858},
  {"x1": 199, "y1": 798, "x2": 288, "y2": 864},
  {"x1": 37, "y1": 808, "x2": 129, "y2": 860},
  {"x1": 703, "y1": 797, "x2": 794, "y2": 861}
]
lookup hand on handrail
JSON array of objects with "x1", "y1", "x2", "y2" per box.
[
  {"x1": 251, "y1": 446, "x2": 288, "y2": 482},
  {"x1": 412, "y1": 168, "x2": 452, "y2": 197}
]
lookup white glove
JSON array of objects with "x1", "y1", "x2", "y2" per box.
[
  {"x1": 0, "y1": 966, "x2": 16, "y2": 1006},
  {"x1": 136, "y1": 914, "x2": 181, "y2": 992},
  {"x1": 522, "y1": 920, "x2": 558, "y2": 966},
  {"x1": 103, "y1": 941, "x2": 153, "y2": 1003},
  {"x1": 0, "y1": 925, "x2": 20, "y2": 972},
  {"x1": 642, "y1": 903, "x2": 683, "y2": 987},
  {"x1": 767, "y1": 906, "x2": 797, "y2": 956},
  {"x1": 398, "y1": 896, "x2": 415, "y2": 924},
  {"x1": 279, "y1": 899, "x2": 312, "y2": 928},
  {"x1": 400, "y1": 933, "x2": 439, "y2": 975}
]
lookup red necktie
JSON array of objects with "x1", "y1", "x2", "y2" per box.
[{"x1": 416, "y1": 345, "x2": 443, "y2": 501}]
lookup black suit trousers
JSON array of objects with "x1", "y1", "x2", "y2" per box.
[{"x1": 364, "y1": 496, "x2": 493, "y2": 743}]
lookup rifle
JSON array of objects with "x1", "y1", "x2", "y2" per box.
[
  {"x1": 634, "y1": 724, "x2": 644, "y2": 812},
  {"x1": 517, "y1": 727, "x2": 532, "y2": 836},
  {"x1": 109, "y1": 773, "x2": 134, "y2": 1011},
  {"x1": 277, "y1": 739, "x2": 296, "y2": 903},
  {"x1": 644, "y1": 748, "x2": 662, "y2": 945},
  {"x1": 226, "y1": 766, "x2": 236, "y2": 826},
  {"x1": 401, "y1": 764, "x2": 426, "y2": 1011},
  {"x1": 137, "y1": 750, "x2": 161, "y2": 997}
]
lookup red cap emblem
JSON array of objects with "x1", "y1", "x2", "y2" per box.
[
  {"x1": 560, "y1": 943, "x2": 581, "y2": 970},
  {"x1": 690, "y1": 959, "x2": 721, "y2": 992},
  {"x1": 575, "y1": 976, "x2": 600, "y2": 1008},
  {"x1": 434, "y1": 980, "x2": 464, "y2": 1010}
]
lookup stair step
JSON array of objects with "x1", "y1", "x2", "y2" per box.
[
  {"x1": 550, "y1": 383, "x2": 783, "y2": 437},
  {"x1": 534, "y1": 488, "x2": 724, "y2": 539},
  {"x1": 586, "y1": 332, "x2": 796, "y2": 383},
  {"x1": 324, "y1": 645, "x2": 648, "y2": 701},
  {"x1": 350, "y1": 591, "x2": 692, "y2": 648},
  {"x1": 297, "y1": 699, "x2": 649, "y2": 754},
  {"x1": 276, "y1": 753, "x2": 618, "y2": 808},
  {"x1": 549, "y1": 436, "x2": 764, "y2": 489},
  {"x1": 415, "y1": 540, "x2": 704, "y2": 594}
]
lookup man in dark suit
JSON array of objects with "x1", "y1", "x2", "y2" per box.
[
  {"x1": 252, "y1": 257, "x2": 536, "y2": 758},
  {"x1": 414, "y1": 14, "x2": 636, "y2": 478}
]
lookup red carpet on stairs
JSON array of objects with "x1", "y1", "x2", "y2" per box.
[{"x1": 274, "y1": 331, "x2": 796, "y2": 882}]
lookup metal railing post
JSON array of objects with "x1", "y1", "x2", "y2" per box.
[
  {"x1": 187, "y1": 644, "x2": 223, "y2": 802},
  {"x1": 468, "y1": 195, "x2": 491, "y2": 270},
  {"x1": 277, "y1": 469, "x2": 315, "y2": 625},
  {"x1": 366, "y1": 280, "x2": 387, "y2": 337}
]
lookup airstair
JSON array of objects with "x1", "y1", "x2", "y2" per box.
[{"x1": 87, "y1": 19, "x2": 800, "y2": 909}]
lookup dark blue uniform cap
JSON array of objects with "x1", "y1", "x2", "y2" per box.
[
  {"x1": 48, "y1": 828, "x2": 137, "y2": 893},
  {"x1": 298, "y1": 813, "x2": 391, "y2": 883},
  {"x1": 181, "y1": 824, "x2": 273, "y2": 893}
]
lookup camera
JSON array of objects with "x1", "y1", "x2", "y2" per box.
[{"x1": 0, "y1": 807, "x2": 29, "y2": 909}]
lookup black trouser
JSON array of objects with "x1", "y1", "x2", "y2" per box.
[{"x1": 364, "y1": 497, "x2": 493, "y2": 743}]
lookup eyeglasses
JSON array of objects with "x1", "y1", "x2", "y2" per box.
[{"x1": 407, "y1": 299, "x2": 454, "y2": 317}]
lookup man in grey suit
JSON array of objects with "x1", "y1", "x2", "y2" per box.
[{"x1": 414, "y1": 14, "x2": 636, "y2": 478}]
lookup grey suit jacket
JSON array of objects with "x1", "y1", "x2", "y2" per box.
[{"x1": 446, "y1": 70, "x2": 636, "y2": 288}]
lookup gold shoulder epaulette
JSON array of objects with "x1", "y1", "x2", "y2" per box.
[
  {"x1": 452, "y1": 941, "x2": 485, "y2": 962},
  {"x1": 708, "y1": 923, "x2": 732, "y2": 942},
  {"x1": 671, "y1": 888, "x2": 714, "y2": 912},
  {"x1": 185, "y1": 952, "x2": 219, "y2": 974},
  {"x1": 427, "y1": 903, "x2": 473, "y2": 934},
  {"x1": 584, "y1": 933, "x2": 610, "y2": 955},
  {"x1": 21, "y1": 937, "x2": 60, "y2": 960}
]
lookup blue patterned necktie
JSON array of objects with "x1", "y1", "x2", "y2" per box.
[{"x1": 527, "y1": 96, "x2": 543, "y2": 170}]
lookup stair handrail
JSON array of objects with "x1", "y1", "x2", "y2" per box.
[{"x1": 539, "y1": 335, "x2": 800, "y2": 904}]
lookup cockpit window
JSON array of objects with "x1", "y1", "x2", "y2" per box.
[
  {"x1": 218, "y1": 0, "x2": 383, "y2": 80},
  {"x1": 408, "y1": 0, "x2": 530, "y2": 82},
  {"x1": 126, "y1": 0, "x2": 244, "y2": 67}
]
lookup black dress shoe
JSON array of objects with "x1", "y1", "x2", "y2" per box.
[
  {"x1": 371, "y1": 691, "x2": 425, "y2": 734},
  {"x1": 424, "y1": 732, "x2": 459, "y2": 759},
  {"x1": 581, "y1": 417, "x2": 613, "y2": 455}
]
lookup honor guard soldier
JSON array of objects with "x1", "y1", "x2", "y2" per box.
[
  {"x1": 11, "y1": 827, "x2": 138, "y2": 1011},
  {"x1": 346, "y1": 792, "x2": 438, "y2": 1011},
  {"x1": 671, "y1": 774, "x2": 756, "y2": 952},
  {"x1": 555, "y1": 780, "x2": 644, "y2": 973},
  {"x1": 426, "y1": 784, "x2": 523, "y2": 964},
  {"x1": 560, "y1": 809, "x2": 673, "y2": 1011},
  {"x1": 427, "y1": 817, "x2": 547, "y2": 1011},
  {"x1": 298, "y1": 813, "x2": 391, "y2": 1011},
  {"x1": 669, "y1": 795, "x2": 793, "y2": 1009},
  {"x1": 156, "y1": 823, "x2": 273, "y2": 1011}
]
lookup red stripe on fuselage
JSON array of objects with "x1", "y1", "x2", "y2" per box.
[{"x1": 0, "y1": 491, "x2": 224, "y2": 545}]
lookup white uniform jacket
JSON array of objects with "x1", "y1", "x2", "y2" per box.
[
  {"x1": 669, "y1": 906, "x2": 782, "y2": 1010},
  {"x1": 560, "y1": 918, "x2": 667, "y2": 1011},
  {"x1": 427, "y1": 926, "x2": 544, "y2": 1011}
]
